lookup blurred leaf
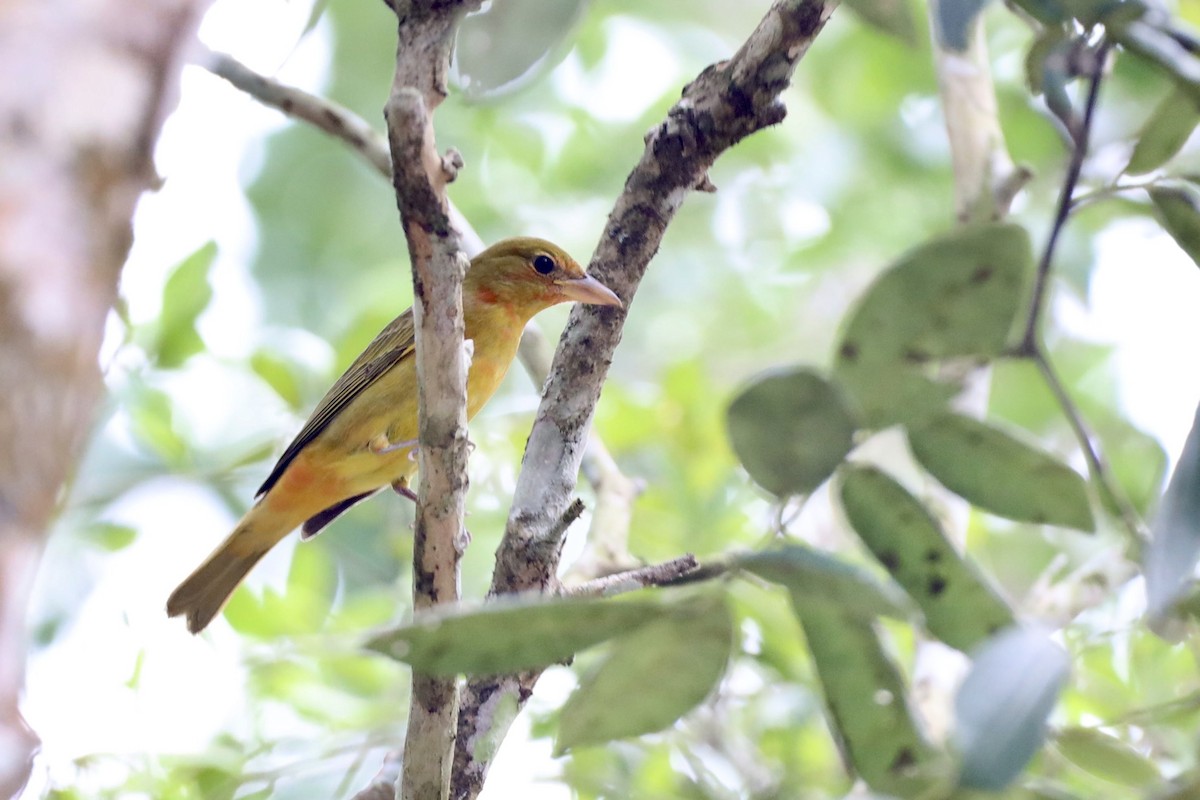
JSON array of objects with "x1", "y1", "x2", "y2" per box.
[
  {"x1": 844, "y1": 0, "x2": 918, "y2": 46},
  {"x1": 1055, "y1": 726, "x2": 1161, "y2": 788},
  {"x1": 726, "y1": 367, "x2": 857, "y2": 497},
  {"x1": 907, "y1": 412, "x2": 1095, "y2": 531},
  {"x1": 739, "y1": 544, "x2": 912, "y2": 621},
  {"x1": 555, "y1": 596, "x2": 733, "y2": 754},
  {"x1": 152, "y1": 241, "x2": 216, "y2": 369},
  {"x1": 1126, "y1": 88, "x2": 1200, "y2": 175},
  {"x1": 956, "y1": 626, "x2": 1070, "y2": 790},
  {"x1": 1027, "y1": 31, "x2": 1080, "y2": 140},
  {"x1": 125, "y1": 649, "x2": 145, "y2": 690},
  {"x1": 834, "y1": 223, "x2": 1031, "y2": 427},
  {"x1": 87, "y1": 522, "x2": 137, "y2": 552},
  {"x1": 365, "y1": 595, "x2": 669, "y2": 675},
  {"x1": 1149, "y1": 186, "x2": 1200, "y2": 266},
  {"x1": 127, "y1": 386, "x2": 188, "y2": 465},
  {"x1": 838, "y1": 465, "x2": 1014, "y2": 651},
  {"x1": 834, "y1": 365, "x2": 959, "y2": 431},
  {"x1": 1145, "y1": 401, "x2": 1200, "y2": 619},
  {"x1": 1114, "y1": 21, "x2": 1200, "y2": 108},
  {"x1": 250, "y1": 349, "x2": 304, "y2": 409},
  {"x1": 456, "y1": 0, "x2": 588, "y2": 101},
  {"x1": 790, "y1": 597, "x2": 946, "y2": 795},
  {"x1": 932, "y1": 0, "x2": 993, "y2": 51},
  {"x1": 1098, "y1": 413, "x2": 1168, "y2": 517}
]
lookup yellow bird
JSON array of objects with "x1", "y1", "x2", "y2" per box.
[{"x1": 167, "y1": 237, "x2": 621, "y2": 633}]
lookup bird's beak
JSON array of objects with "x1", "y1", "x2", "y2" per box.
[{"x1": 558, "y1": 275, "x2": 623, "y2": 308}]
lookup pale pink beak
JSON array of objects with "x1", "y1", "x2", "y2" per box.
[{"x1": 559, "y1": 275, "x2": 623, "y2": 308}]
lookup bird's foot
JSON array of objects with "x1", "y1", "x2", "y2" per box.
[
  {"x1": 392, "y1": 479, "x2": 418, "y2": 502},
  {"x1": 369, "y1": 434, "x2": 418, "y2": 455}
]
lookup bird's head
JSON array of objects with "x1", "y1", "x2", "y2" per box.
[{"x1": 464, "y1": 237, "x2": 622, "y2": 319}]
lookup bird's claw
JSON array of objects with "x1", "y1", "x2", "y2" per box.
[{"x1": 369, "y1": 434, "x2": 418, "y2": 455}]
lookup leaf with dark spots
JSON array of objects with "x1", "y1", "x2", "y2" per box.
[
  {"x1": 839, "y1": 465, "x2": 1015, "y2": 652},
  {"x1": 784, "y1": 599, "x2": 944, "y2": 795},
  {"x1": 833, "y1": 223, "x2": 1032, "y2": 428}
]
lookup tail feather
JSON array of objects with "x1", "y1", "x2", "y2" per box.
[{"x1": 166, "y1": 520, "x2": 281, "y2": 634}]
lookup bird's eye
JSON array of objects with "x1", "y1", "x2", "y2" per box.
[{"x1": 533, "y1": 254, "x2": 556, "y2": 275}]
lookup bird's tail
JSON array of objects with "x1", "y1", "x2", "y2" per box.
[{"x1": 166, "y1": 510, "x2": 290, "y2": 634}]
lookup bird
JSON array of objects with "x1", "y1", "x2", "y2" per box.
[{"x1": 166, "y1": 237, "x2": 621, "y2": 634}]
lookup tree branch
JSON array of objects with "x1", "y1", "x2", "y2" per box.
[
  {"x1": 561, "y1": 555, "x2": 701, "y2": 598},
  {"x1": 452, "y1": 2, "x2": 839, "y2": 796},
  {"x1": 0, "y1": 0, "x2": 210, "y2": 794},
  {"x1": 383, "y1": 3, "x2": 481, "y2": 799}
]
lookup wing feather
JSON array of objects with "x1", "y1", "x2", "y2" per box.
[{"x1": 256, "y1": 310, "x2": 415, "y2": 497}]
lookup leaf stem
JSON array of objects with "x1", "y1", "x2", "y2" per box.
[
  {"x1": 1019, "y1": 39, "x2": 1111, "y2": 354},
  {"x1": 1030, "y1": 347, "x2": 1148, "y2": 548}
]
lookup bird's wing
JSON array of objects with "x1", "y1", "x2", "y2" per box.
[{"x1": 256, "y1": 310, "x2": 416, "y2": 497}]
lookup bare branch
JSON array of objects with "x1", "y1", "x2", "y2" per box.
[
  {"x1": 384, "y1": 3, "x2": 482, "y2": 798},
  {"x1": 561, "y1": 555, "x2": 701, "y2": 598},
  {"x1": 202, "y1": 47, "x2": 393, "y2": 176},
  {"x1": 452, "y1": 2, "x2": 839, "y2": 796},
  {"x1": 517, "y1": 325, "x2": 644, "y2": 579}
]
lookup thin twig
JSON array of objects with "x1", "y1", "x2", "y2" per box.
[
  {"x1": 1005, "y1": 37, "x2": 1147, "y2": 545},
  {"x1": 561, "y1": 555, "x2": 700, "y2": 598},
  {"x1": 1031, "y1": 350, "x2": 1149, "y2": 547},
  {"x1": 1019, "y1": 40, "x2": 1111, "y2": 353}
]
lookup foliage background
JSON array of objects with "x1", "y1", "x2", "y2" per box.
[{"x1": 20, "y1": 0, "x2": 1200, "y2": 797}]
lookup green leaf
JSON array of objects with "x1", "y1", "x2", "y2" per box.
[
  {"x1": 127, "y1": 386, "x2": 188, "y2": 465},
  {"x1": 1149, "y1": 186, "x2": 1200, "y2": 267},
  {"x1": 791, "y1": 599, "x2": 947, "y2": 795},
  {"x1": 250, "y1": 350, "x2": 304, "y2": 409},
  {"x1": 1145, "y1": 401, "x2": 1200, "y2": 619},
  {"x1": 956, "y1": 626, "x2": 1070, "y2": 790},
  {"x1": 739, "y1": 545, "x2": 912, "y2": 621},
  {"x1": 88, "y1": 522, "x2": 138, "y2": 552},
  {"x1": 1113, "y1": 21, "x2": 1200, "y2": 109},
  {"x1": 1126, "y1": 88, "x2": 1200, "y2": 175},
  {"x1": 153, "y1": 241, "x2": 216, "y2": 368},
  {"x1": 834, "y1": 223, "x2": 1032, "y2": 427},
  {"x1": 907, "y1": 412, "x2": 1095, "y2": 531},
  {"x1": 456, "y1": 0, "x2": 588, "y2": 101},
  {"x1": 726, "y1": 367, "x2": 858, "y2": 497},
  {"x1": 1055, "y1": 727, "x2": 1161, "y2": 788},
  {"x1": 834, "y1": 365, "x2": 959, "y2": 432},
  {"x1": 554, "y1": 596, "x2": 733, "y2": 754},
  {"x1": 844, "y1": 0, "x2": 918, "y2": 47},
  {"x1": 365, "y1": 596, "x2": 668, "y2": 675},
  {"x1": 838, "y1": 465, "x2": 1014, "y2": 651}
]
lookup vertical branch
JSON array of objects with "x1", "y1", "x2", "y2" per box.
[
  {"x1": 0, "y1": 0, "x2": 209, "y2": 794},
  {"x1": 931, "y1": 0, "x2": 1031, "y2": 223},
  {"x1": 383, "y1": 3, "x2": 481, "y2": 799}
]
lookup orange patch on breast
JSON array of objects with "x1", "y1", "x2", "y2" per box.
[{"x1": 474, "y1": 286, "x2": 500, "y2": 304}]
